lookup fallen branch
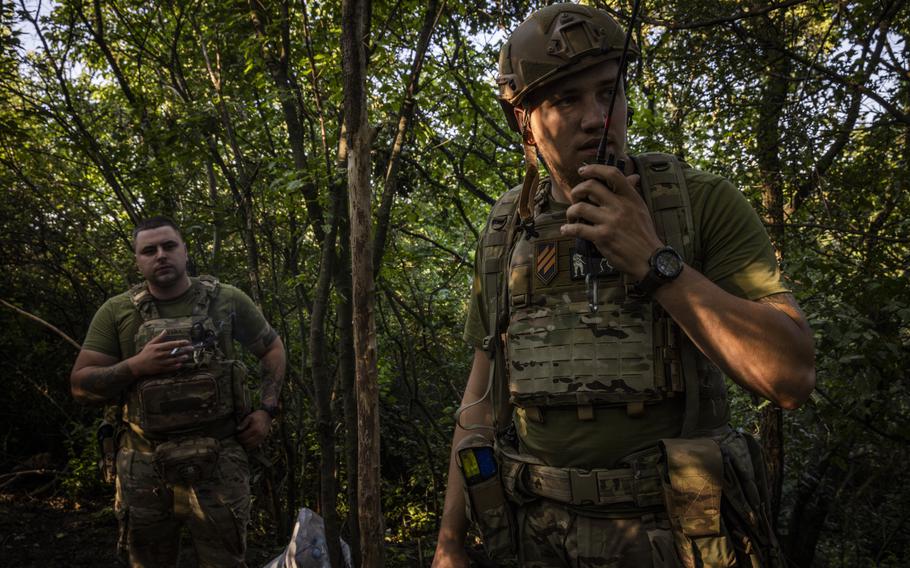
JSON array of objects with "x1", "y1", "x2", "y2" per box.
[
  {"x1": 0, "y1": 298, "x2": 81, "y2": 350},
  {"x1": 0, "y1": 469, "x2": 60, "y2": 491}
]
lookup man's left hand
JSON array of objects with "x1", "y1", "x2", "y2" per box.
[
  {"x1": 560, "y1": 164, "x2": 664, "y2": 280},
  {"x1": 236, "y1": 409, "x2": 271, "y2": 450}
]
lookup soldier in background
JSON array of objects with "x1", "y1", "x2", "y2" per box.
[
  {"x1": 433, "y1": 3, "x2": 815, "y2": 566},
  {"x1": 70, "y1": 216, "x2": 285, "y2": 567}
]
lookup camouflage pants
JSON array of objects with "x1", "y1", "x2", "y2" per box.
[
  {"x1": 516, "y1": 500, "x2": 681, "y2": 568},
  {"x1": 114, "y1": 438, "x2": 251, "y2": 568}
]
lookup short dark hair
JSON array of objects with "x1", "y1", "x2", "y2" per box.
[{"x1": 132, "y1": 216, "x2": 183, "y2": 250}]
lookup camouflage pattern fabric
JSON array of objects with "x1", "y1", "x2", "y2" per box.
[
  {"x1": 82, "y1": 278, "x2": 274, "y2": 361},
  {"x1": 490, "y1": 428, "x2": 785, "y2": 567},
  {"x1": 507, "y1": 206, "x2": 666, "y2": 410},
  {"x1": 115, "y1": 438, "x2": 251, "y2": 567},
  {"x1": 516, "y1": 499, "x2": 681, "y2": 567}
]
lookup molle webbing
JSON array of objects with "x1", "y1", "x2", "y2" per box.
[
  {"x1": 633, "y1": 154, "x2": 701, "y2": 436},
  {"x1": 482, "y1": 155, "x2": 724, "y2": 435},
  {"x1": 124, "y1": 275, "x2": 239, "y2": 437},
  {"x1": 481, "y1": 187, "x2": 523, "y2": 435},
  {"x1": 128, "y1": 276, "x2": 220, "y2": 322},
  {"x1": 632, "y1": 153, "x2": 698, "y2": 269}
]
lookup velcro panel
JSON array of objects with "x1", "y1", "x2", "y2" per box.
[
  {"x1": 651, "y1": 193, "x2": 683, "y2": 211},
  {"x1": 645, "y1": 170, "x2": 678, "y2": 185}
]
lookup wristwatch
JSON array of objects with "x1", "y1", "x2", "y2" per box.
[
  {"x1": 261, "y1": 403, "x2": 280, "y2": 420},
  {"x1": 635, "y1": 245, "x2": 684, "y2": 296}
]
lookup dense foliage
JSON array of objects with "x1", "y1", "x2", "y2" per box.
[{"x1": 1, "y1": 0, "x2": 907, "y2": 565}]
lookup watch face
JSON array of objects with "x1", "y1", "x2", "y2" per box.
[{"x1": 655, "y1": 249, "x2": 683, "y2": 278}]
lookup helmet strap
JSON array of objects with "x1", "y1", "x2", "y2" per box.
[
  {"x1": 519, "y1": 102, "x2": 534, "y2": 145},
  {"x1": 517, "y1": 142, "x2": 540, "y2": 239}
]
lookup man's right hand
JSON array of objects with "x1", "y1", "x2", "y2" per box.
[
  {"x1": 431, "y1": 540, "x2": 469, "y2": 568},
  {"x1": 126, "y1": 330, "x2": 191, "y2": 378}
]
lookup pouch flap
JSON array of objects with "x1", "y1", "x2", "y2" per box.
[{"x1": 660, "y1": 437, "x2": 723, "y2": 538}]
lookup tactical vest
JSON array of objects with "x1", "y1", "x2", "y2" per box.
[
  {"x1": 123, "y1": 276, "x2": 250, "y2": 437},
  {"x1": 481, "y1": 153, "x2": 728, "y2": 436}
]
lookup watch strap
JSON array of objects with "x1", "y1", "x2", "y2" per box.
[
  {"x1": 634, "y1": 246, "x2": 683, "y2": 297},
  {"x1": 261, "y1": 404, "x2": 280, "y2": 419}
]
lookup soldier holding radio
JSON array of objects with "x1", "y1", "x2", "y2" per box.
[{"x1": 433, "y1": 3, "x2": 815, "y2": 566}]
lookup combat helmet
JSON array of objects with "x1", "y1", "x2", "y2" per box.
[{"x1": 497, "y1": 3, "x2": 639, "y2": 132}]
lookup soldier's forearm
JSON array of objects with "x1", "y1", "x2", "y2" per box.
[
  {"x1": 258, "y1": 336, "x2": 286, "y2": 408},
  {"x1": 654, "y1": 268, "x2": 815, "y2": 408},
  {"x1": 72, "y1": 360, "x2": 136, "y2": 405},
  {"x1": 437, "y1": 454, "x2": 470, "y2": 547}
]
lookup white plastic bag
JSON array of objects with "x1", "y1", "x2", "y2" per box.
[{"x1": 263, "y1": 508, "x2": 352, "y2": 568}]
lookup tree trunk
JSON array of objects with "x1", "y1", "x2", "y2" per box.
[
  {"x1": 341, "y1": 0, "x2": 382, "y2": 563},
  {"x1": 309, "y1": 185, "x2": 344, "y2": 566},
  {"x1": 333, "y1": 130, "x2": 361, "y2": 566},
  {"x1": 753, "y1": 6, "x2": 792, "y2": 522},
  {"x1": 335, "y1": 214, "x2": 361, "y2": 567},
  {"x1": 247, "y1": 0, "x2": 326, "y2": 241}
]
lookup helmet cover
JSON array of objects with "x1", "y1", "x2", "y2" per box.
[{"x1": 497, "y1": 3, "x2": 639, "y2": 132}]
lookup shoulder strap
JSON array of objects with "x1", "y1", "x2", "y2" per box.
[
  {"x1": 128, "y1": 276, "x2": 221, "y2": 321},
  {"x1": 633, "y1": 153, "x2": 698, "y2": 268},
  {"x1": 193, "y1": 275, "x2": 220, "y2": 317},
  {"x1": 481, "y1": 186, "x2": 522, "y2": 342},
  {"x1": 478, "y1": 184, "x2": 523, "y2": 436},
  {"x1": 634, "y1": 153, "x2": 703, "y2": 437},
  {"x1": 128, "y1": 281, "x2": 159, "y2": 321}
]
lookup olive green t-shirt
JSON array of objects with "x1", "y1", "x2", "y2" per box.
[
  {"x1": 463, "y1": 167, "x2": 789, "y2": 468},
  {"x1": 82, "y1": 279, "x2": 273, "y2": 360}
]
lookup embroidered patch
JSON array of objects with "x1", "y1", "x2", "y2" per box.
[
  {"x1": 570, "y1": 247, "x2": 618, "y2": 280},
  {"x1": 536, "y1": 242, "x2": 558, "y2": 284}
]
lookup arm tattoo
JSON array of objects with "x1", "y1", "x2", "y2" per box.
[
  {"x1": 81, "y1": 360, "x2": 134, "y2": 402},
  {"x1": 259, "y1": 353, "x2": 285, "y2": 408}
]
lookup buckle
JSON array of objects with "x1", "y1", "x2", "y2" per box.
[{"x1": 568, "y1": 469, "x2": 598, "y2": 505}]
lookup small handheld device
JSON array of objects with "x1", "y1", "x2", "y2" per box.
[{"x1": 577, "y1": 0, "x2": 642, "y2": 314}]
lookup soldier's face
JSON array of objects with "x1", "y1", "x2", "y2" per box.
[
  {"x1": 134, "y1": 226, "x2": 188, "y2": 288},
  {"x1": 516, "y1": 61, "x2": 628, "y2": 196}
]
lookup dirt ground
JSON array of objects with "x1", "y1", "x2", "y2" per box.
[{"x1": 0, "y1": 492, "x2": 284, "y2": 567}]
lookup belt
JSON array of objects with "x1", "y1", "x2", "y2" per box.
[
  {"x1": 504, "y1": 448, "x2": 665, "y2": 508},
  {"x1": 121, "y1": 418, "x2": 237, "y2": 452}
]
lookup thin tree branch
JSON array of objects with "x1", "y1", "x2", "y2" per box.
[{"x1": 0, "y1": 298, "x2": 81, "y2": 349}]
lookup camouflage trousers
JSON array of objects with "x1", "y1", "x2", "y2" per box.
[
  {"x1": 516, "y1": 501, "x2": 680, "y2": 568},
  {"x1": 114, "y1": 437, "x2": 251, "y2": 568}
]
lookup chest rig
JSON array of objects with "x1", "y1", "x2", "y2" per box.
[
  {"x1": 124, "y1": 276, "x2": 249, "y2": 436},
  {"x1": 482, "y1": 153, "x2": 728, "y2": 437}
]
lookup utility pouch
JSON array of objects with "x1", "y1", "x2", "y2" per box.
[
  {"x1": 717, "y1": 431, "x2": 785, "y2": 568},
  {"x1": 153, "y1": 436, "x2": 220, "y2": 486},
  {"x1": 96, "y1": 421, "x2": 116, "y2": 484},
  {"x1": 659, "y1": 438, "x2": 736, "y2": 568},
  {"x1": 132, "y1": 367, "x2": 229, "y2": 434},
  {"x1": 456, "y1": 434, "x2": 516, "y2": 562}
]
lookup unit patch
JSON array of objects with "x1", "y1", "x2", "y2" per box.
[
  {"x1": 570, "y1": 247, "x2": 618, "y2": 280},
  {"x1": 535, "y1": 242, "x2": 558, "y2": 284}
]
